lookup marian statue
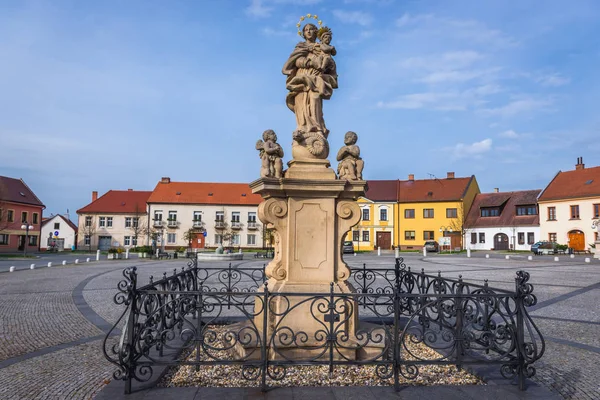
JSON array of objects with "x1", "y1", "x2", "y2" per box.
[{"x1": 282, "y1": 15, "x2": 338, "y2": 160}]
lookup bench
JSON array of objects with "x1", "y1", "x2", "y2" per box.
[
  {"x1": 157, "y1": 251, "x2": 171, "y2": 260},
  {"x1": 573, "y1": 249, "x2": 592, "y2": 255},
  {"x1": 254, "y1": 251, "x2": 274, "y2": 259}
]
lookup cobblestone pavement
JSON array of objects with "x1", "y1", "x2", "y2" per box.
[{"x1": 0, "y1": 253, "x2": 598, "y2": 399}]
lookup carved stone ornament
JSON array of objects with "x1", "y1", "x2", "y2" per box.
[
  {"x1": 336, "y1": 131, "x2": 364, "y2": 181},
  {"x1": 256, "y1": 129, "x2": 284, "y2": 179},
  {"x1": 335, "y1": 200, "x2": 361, "y2": 280},
  {"x1": 258, "y1": 198, "x2": 288, "y2": 280}
]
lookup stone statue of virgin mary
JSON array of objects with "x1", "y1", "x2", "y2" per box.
[{"x1": 282, "y1": 22, "x2": 338, "y2": 160}]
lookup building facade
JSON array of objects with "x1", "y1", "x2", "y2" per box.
[
  {"x1": 0, "y1": 176, "x2": 45, "y2": 253},
  {"x1": 40, "y1": 214, "x2": 78, "y2": 251},
  {"x1": 146, "y1": 178, "x2": 263, "y2": 250},
  {"x1": 396, "y1": 173, "x2": 480, "y2": 250},
  {"x1": 76, "y1": 189, "x2": 152, "y2": 251},
  {"x1": 538, "y1": 158, "x2": 600, "y2": 251},
  {"x1": 464, "y1": 190, "x2": 541, "y2": 251}
]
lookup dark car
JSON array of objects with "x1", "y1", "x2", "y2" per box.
[
  {"x1": 424, "y1": 240, "x2": 439, "y2": 252},
  {"x1": 531, "y1": 241, "x2": 557, "y2": 255},
  {"x1": 342, "y1": 241, "x2": 355, "y2": 254}
]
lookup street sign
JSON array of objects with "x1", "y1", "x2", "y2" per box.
[
  {"x1": 54, "y1": 231, "x2": 59, "y2": 237},
  {"x1": 439, "y1": 237, "x2": 451, "y2": 246},
  {"x1": 203, "y1": 231, "x2": 207, "y2": 237}
]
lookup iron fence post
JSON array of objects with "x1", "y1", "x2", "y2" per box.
[
  {"x1": 393, "y1": 281, "x2": 400, "y2": 391},
  {"x1": 195, "y1": 282, "x2": 204, "y2": 372},
  {"x1": 455, "y1": 275, "x2": 464, "y2": 371},
  {"x1": 329, "y1": 282, "x2": 335, "y2": 377},
  {"x1": 261, "y1": 281, "x2": 269, "y2": 392},
  {"x1": 124, "y1": 268, "x2": 138, "y2": 394},
  {"x1": 515, "y1": 277, "x2": 526, "y2": 390}
]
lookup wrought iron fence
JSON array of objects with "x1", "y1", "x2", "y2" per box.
[{"x1": 103, "y1": 258, "x2": 545, "y2": 393}]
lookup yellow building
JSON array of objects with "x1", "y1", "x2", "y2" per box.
[{"x1": 395, "y1": 173, "x2": 480, "y2": 250}]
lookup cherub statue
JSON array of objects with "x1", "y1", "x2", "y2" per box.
[
  {"x1": 256, "y1": 129, "x2": 284, "y2": 178},
  {"x1": 316, "y1": 27, "x2": 336, "y2": 74},
  {"x1": 336, "y1": 131, "x2": 364, "y2": 181}
]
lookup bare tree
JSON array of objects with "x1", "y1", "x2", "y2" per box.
[
  {"x1": 0, "y1": 185, "x2": 11, "y2": 233},
  {"x1": 79, "y1": 215, "x2": 97, "y2": 252},
  {"x1": 448, "y1": 203, "x2": 469, "y2": 249},
  {"x1": 128, "y1": 203, "x2": 147, "y2": 248}
]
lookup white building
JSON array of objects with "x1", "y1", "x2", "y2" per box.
[
  {"x1": 146, "y1": 178, "x2": 263, "y2": 250},
  {"x1": 464, "y1": 190, "x2": 541, "y2": 251},
  {"x1": 40, "y1": 214, "x2": 78, "y2": 251},
  {"x1": 538, "y1": 158, "x2": 600, "y2": 251}
]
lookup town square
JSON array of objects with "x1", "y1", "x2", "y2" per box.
[{"x1": 1, "y1": 1, "x2": 600, "y2": 399}]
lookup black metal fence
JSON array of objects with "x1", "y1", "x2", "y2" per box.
[{"x1": 103, "y1": 258, "x2": 545, "y2": 393}]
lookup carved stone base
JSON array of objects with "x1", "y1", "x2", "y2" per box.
[{"x1": 594, "y1": 240, "x2": 600, "y2": 259}]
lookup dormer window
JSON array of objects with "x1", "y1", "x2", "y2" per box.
[
  {"x1": 516, "y1": 206, "x2": 537, "y2": 216},
  {"x1": 481, "y1": 207, "x2": 499, "y2": 217}
]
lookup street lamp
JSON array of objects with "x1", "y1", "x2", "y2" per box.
[
  {"x1": 439, "y1": 226, "x2": 453, "y2": 253},
  {"x1": 21, "y1": 222, "x2": 34, "y2": 256}
]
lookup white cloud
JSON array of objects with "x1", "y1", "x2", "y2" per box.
[
  {"x1": 481, "y1": 98, "x2": 553, "y2": 117},
  {"x1": 245, "y1": 0, "x2": 272, "y2": 18},
  {"x1": 333, "y1": 10, "x2": 374, "y2": 26},
  {"x1": 535, "y1": 73, "x2": 570, "y2": 87},
  {"x1": 499, "y1": 129, "x2": 519, "y2": 138},
  {"x1": 376, "y1": 85, "x2": 502, "y2": 111},
  {"x1": 451, "y1": 138, "x2": 493, "y2": 159}
]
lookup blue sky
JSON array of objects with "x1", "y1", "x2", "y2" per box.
[{"x1": 1, "y1": 0, "x2": 599, "y2": 218}]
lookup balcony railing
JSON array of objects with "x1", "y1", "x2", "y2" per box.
[
  {"x1": 192, "y1": 220, "x2": 203, "y2": 228},
  {"x1": 247, "y1": 221, "x2": 258, "y2": 230},
  {"x1": 167, "y1": 220, "x2": 178, "y2": 228},
  {"x1": 215, "y1": 220, "x2": 225, "y2": 229},
  {"x1": 231, "y1": 221, "x2": 242, "y2": 229},
  {"x1": 153, "y1": 220, "x2": 163, "y2": 228}
]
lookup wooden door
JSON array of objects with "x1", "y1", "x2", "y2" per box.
[
  {"x1": 191, "y1": 233, "x2": 205, "y2": 249},
  {"x1": 494, "y1": 233, "x2": 509, "y2": 250},
  {"x1": 376, "y1": 231, "x2": 391, "y2": 250},
  {"x1": 568, "y1": 230, "x2": 585, "y2": 251}
]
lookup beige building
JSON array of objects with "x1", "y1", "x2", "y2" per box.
[
  {"x1": 76, "y1": 190, "x2": 151, "y2": 250},
  {"x1": 538, "y1": 158, "x2": 600, "y2": 251},
  {"x1": 146, "y1": 178, "x2": 263, "y2": 250}
]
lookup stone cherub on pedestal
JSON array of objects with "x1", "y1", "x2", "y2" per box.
[
  {"x1": 336, "y1": 131, "x2": 364, "y2": 181},
  {"x1": 256, "y1": 129, "x2": 284, "y2": 179}
]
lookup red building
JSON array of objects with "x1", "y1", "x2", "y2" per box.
[{"x1": 0, "y1": 176, "x2": 45, "y2": 253}]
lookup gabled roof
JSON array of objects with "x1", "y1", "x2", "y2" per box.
[
  {"x1": 538, "y1": 165, "x2": 600, "y2": 201},
  {"x1": 42, "y1": 214, "x2": 78, "y2": 232},
  {"x1": 399, "y1": 176, "x2": 474, "y2": 203},
  {"x1": 365, "y1": 180, "x2": 399, "y2": 202},
  {"x1": 0, "y1": 176, "x2": 45, "y2": 207},
  {"x1": 147, "y1": 182, "x2": 262, "y2": 206},
  {"x1": 465, "y1": 190, "x2": 541, "y2": 228},
  {"x1": 77, "y1": 190, "x2": 152, "y2": 214}
]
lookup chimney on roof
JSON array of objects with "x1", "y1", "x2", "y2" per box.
[
  {"x1": 128, "y1": 188, "x2": 133, "y2": 191},
  {"x1": 576, "y1": 157, "x2": 585, "y2": 170},
  {"x1": 408, "y1": 174, "x2": 414, "y2": 181},
  {"x1": 447, "y1": 172, "x2": 455, "y2": 179},
  {"x1": 161, "y1": 177, "x2": 171, "y2": 184},
  {"x1": 92, "y1": 191, "x2": 98, "y2": 202},
  {"x1": 494, "y1": 188, "x2": 499, "y2": 193}
]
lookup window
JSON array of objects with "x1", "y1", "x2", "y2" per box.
[
  {"x1": 362, "y1": 231, "x2": 369, "y2": 242},
  {"x1": 516, "y1": 206, "x2": 537, "y2": 216},
  {"x1": 481, "y1": 208, "x2": 499, "y2": 217},
  {"x1": 132, "y1": 237, "x2": 138, "y2": 246},
  {"x1": 168, "y1": 211, "x2": 177, "y2": 221},
  {"x1": 32, "y1": 213, "x2": 38, "y2": 224},
  {"x1": 99, "y1": 217, "x2": 106, "y2": 227},
  {"x1": 596, "y1": 232, "x2": 599, "y2": 242},
  {"x1": 549, "y1": 233, "x2": 557, "y2": 242},
  {"x1": 247, "y1": 234, "x2": 256, "y2": 245},
  {"x1": 423, "y1": 209, "x2": 434, "y2": 218},
  {"x1": 124, "y1": 236, "x2": 131, "y2": 246},
  {"x1": 470, "y1": 233, "x2": 477, "y2": 244},
  {"x1": 570, "y1": 205, "x2": 580, "y2": 219},
  {"x1": 547, "y1": 207, "x2": 556, "y2": 221},
  {"x1": 423, "y1": 231, "x2": 434, "y2": 240},
  {"x1": 380, "y1": 209, "x2": 387, "y2": 221},
  {"x1": 231, "y1": 212, "x2": 240, "y2": 222},
  {"x1": 446, "y1": 208, "x2": 457, "y2": 218},
  {"x1": 215, "y1": 234, "x2": 223, "y2": 244},
  {"x1": 132, "y1": 217, "x2": 139, "y2": 228},
  {"x1": 231, "y1": 234, "x2": 240, "y2": 245},
  {"x1": 7, "y1": 210, "x2": 14, "y2": 222},
  {"x1": 518, "y1": 232, "x2": 525, "y2": 245},
  {"x1": 167, "y1": 233, "x2": 176, "y2": 244},
  {"x1": 85, "y1": 216, "x2": 92, "y2": 227},
  {"x1": 106, "y1": 217, "x2": 113, "y2": 227},
  {"x1": 216, "y1": 211, "x2": 224, "y2": 221},
  {"x1": 21, "y1": 211, "x2": 28, "y2": 223},
  {"x1": 405, "y1": 230, "x2": 415, "y2": 240},
  {"x1": 595, "y1": 204, "x2": 600, "y2": 219},
  {"x1": 54, "y1": 222, "x2": 60, "y2": 230},
  {"x1": 193, "y1": 211, "x2": 203, "y2": 222},
  {"x1": 479, "y1": 233, "x2": 485, "y2": 243},
  {"x1": 125, "y1": 217, "x2": 132, "y2": 228},
  {"x1": 28, "y1": 235, "x2": 37, "y2": 246},
  {"x1": 154, "y1": 211, "x2": 163, "y2": 221},
  {"x1": 248, "y1": 212, "x2": 257, "y2": 223},
  {"x1": 527, "y1": 232, "x2": 535, "y2": 245},
  {"x1": 0, "y1": 234, "x2": 8, "y2": 245},
  {"x1": 404, "y1": 209, "x2": 415, "y2": 219},
  {"x1": 352, "y1": 231, "x2": 359, "y2": 241},
  {"x1": 0, "y1": 208, "x2": 3, "y2": 221},
  {"x1": 84, "y1": 235, "x2": 90, "y2": 246},
  {"x1": 362, "y1": 208, "x2": 370, "y2": 221}
]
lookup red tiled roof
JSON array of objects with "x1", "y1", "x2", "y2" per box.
[
  {"x1": 365, "y1": 180, "x2": 399, "y2": 202},
  {"x1": 147, "y1": 182, "x2": 262, "y2": 206},
  {"x1": 538, "y1": 166, "x2": 600, "y2": 201},
  {"x1": 465, "y1": 190, "x2": 541, "y2": 228},
  {"x1": 0, "y1": 176, "x2": 45, "y2": 207},
  {"x1": 398, "y1": 176, "x2": 475, "y2": 203},
  {"x1": 42, "y1": 214, "x2": 78, "y2": 232},
  {"x1": 77, "y1": 190, "x2": 152, "y2": 214}
]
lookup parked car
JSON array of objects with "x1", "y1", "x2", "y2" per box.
[
  {"x1": 342, "y1": 241, "x2": 355, "y2": 254},
  {"x1": 531, "y1": 241, "x2": 557, "y2": 254},
  {"x1": 424, "y1": 240, "x2": 439, "y2": 252}
]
